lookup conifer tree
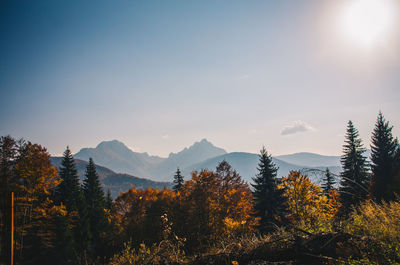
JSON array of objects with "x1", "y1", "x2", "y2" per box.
[
  {"x1": 57, "y1": 147, "x2": 91, "y2": 258},
  {"x1": 57, "y1": 146, "x2": 82, "y2": 211},
  {"x1": 252, "y1": 146, "x2": 286, "y2": 233},
  {"x1": 321, "y1": 168, "x2": 335, "y2": 197},
  {"x1": 53, "y1": 210, "x2": 75, "y2": 264},
  {"x1": 339, "y1": 121, "x2": 370, "y2": 212},
  {"x1": 105, "y1": 189, "x2": 113, "y2": 210},
  {"x1": 173, "y1": 167, "x2": 184, "y2": 192},
  {"x1": 83, "y1": 158, "x2": 106, "y2": 242},
  {"x1": 370, "y1": 112, "x2": 399, "y2": 201}
]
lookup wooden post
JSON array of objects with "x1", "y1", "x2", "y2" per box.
[{"x1": 10, "y1": 192, "x2": 14, "y2": 265}]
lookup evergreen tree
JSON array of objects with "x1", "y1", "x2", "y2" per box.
[
  {"x1": 370, "y1": 112, "x2": 399, "y2": 201},
  {"x1": 252, "y1": 146, "x2": 286, "y2": 233},
  {"x1": 57, "y1": 147, "x2": 91, "y2": 259},
  {"x1": 75, "y1": 190, "x2": 91, "y2": 259},
  {"x1": 173, "y1": 167, "x2": 184, "y2": 192},
  {"x1": 83, "y1": 158, "x2": 106, "y2": 243},
  {"x1": 105, "y1": 189, "x2": 113, "y2": 210},
  {"x1": 53, "y1": 211, "x2": 75, "y2": 264},
  {"x1": 321, "y1": 168, "x2": 335, "y2": 197},
  {"x1": 392, "y1": 143, "x2": 400, "y2": 196},
  {"x1": 57, "y1": 147, "x2": 81, "y2": 211},
  {"x1": 339, "y1": 121, "x2": 370, "y2": 212}
]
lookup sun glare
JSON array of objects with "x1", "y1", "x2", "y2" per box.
[{"x1": 339, "y1": 0, "x2": 394, "y2": 48}]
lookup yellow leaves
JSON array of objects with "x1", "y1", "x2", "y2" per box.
[
  {"x1": 14, "y1": 142, "x2": 60, "y2": 206},
  {"x1": 223, "y1": 217, "x2": 241, "y2": 230},
  {"x1": 279, "y1": 171, "x2": 340, "y2": 231}
]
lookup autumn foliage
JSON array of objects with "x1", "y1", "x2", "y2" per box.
[
  {"x1": 278, "y1": 171, "x2": 340, "y2": 232},
  {"x1": 113, "y1": 161, "x2": 256, "y2": 253}
]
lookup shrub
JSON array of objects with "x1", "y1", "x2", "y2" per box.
[{"x1": 344, "y1": 199, "x2": 400, "y2": 263}]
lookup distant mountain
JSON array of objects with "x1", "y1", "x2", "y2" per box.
[
  {"x1": 74, "y1": 138, "x2": 227, "y2": 181},
  {"x1": 276, "y1": 152, "x2": 341, "y2": 168},
  {"x1": 72, "y1": 139, "x2": 347, "y2": 185},
  {"x1": 50, "y1": 157, "x2": 171, "y2": 198},
  {"x1": 74, "y1": 140, "x2": 163, "y2": 177},
  {"x1": 148, "y1": 139, "x2": 227, "y2": 181},
  {"x1": 276, "y1": 150, "x2": 372, "y2": 168},
  {"x1": 183, "y1": 152, "x2": 341, "y2": 184}
]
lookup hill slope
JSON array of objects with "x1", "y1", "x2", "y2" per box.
[
  {"x1": 50, "y1": 157, "x2": 171, "y2": 198},
  {"x1": 183, "y1": 152, "x2": 341, "y2": 185}
]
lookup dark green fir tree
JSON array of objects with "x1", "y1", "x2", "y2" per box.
[
  {"x1": 53, "y1": 212, "x2": 75, "y2": 264},
  {"x1": 252, "y1": 146, "x2": 286, "y2": 233},
  {"x1": 105, "y1": 189, "x2": 113, "y2": 210},
  {"x1": 322, "y1": 168, "x2": 336, "y2": 197},
  {"x1": 57, "y1": 146, "x2": 82, "y2": 212},
  {"x1": 339, "y1": 121, "x2": 370, "y2": 212},
  {"x1": 57, "y1": 147, "x2": 91, "y2": 259},
  {"x1": 370, "y1": 112, "x2": 399, "y2": 201},
  {"x1": 173, "y1": 167, "x2": 184, "y2": 192},
  {"x1": 83, "y1": 158, "x2": 106, "y2": 243}
]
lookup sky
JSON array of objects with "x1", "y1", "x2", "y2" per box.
[{"x1": 1, "y1": 0, "x2": 399, "y2": 157}]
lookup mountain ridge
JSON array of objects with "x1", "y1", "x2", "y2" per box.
[
  {"x1": 74, "y1": 138, "x2": 227, "y2": 181},
  {"x1": 50, "y1": 157, "x2": 171, "y2": 198}
]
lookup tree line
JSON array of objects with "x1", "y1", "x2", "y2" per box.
[{"x1": 0, "y1": 111, "x2": 399, "y2": 264}]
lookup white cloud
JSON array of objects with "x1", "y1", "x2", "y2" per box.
[
  {"x1": 161, "y1": 134, "x2": 170, "y2": 140},
  {"x1": 281, "y1": 120, "x2": 314, "y2": 136}
]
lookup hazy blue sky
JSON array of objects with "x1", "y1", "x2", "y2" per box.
[{"x1": 1, "y1": 0, "x2": 399, "y2": 157}]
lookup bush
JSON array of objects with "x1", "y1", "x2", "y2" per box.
[{"x1": 344, "y1": 199, "x2": 400, "y2": 263}]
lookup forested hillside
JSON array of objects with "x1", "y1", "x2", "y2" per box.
[
  {"x1": 50, "y1": 157, "x2": 171, "y2": 198},
  {"x1": 1, "y1": 113, "x2": 399, "y2": 264}
]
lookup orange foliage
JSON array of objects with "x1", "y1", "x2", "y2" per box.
[
  {"x1": 180, "y1": 166, "x2": 256, "y2": 247},
  {"x1": 14, "y1": 142, "x2": 60, "y2": 204},
  {"x1": 114, "y1": 187, "x2": 177, "y2": 245},
  {"x1": 114, "y1": 162, "x2": 256, "y2": 250}
]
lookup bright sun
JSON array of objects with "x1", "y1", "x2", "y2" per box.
[{"x1": 339, "y1": 0, "x2": 394, "y2": 48}]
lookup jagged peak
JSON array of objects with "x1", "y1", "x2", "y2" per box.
[
  {"x1": 96, "y1": 139, "x2": 126, "y2": 148},
  {"x1": 168, "y1": 138, "x2": 226, "y2": 158}
]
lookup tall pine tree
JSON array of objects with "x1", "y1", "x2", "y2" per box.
[
  {"x1": 105, "y1": 189, "x2": 113, "y2": 210},
  {"x1": 57, "y1": 147, "x2": 91, "y2": 260},
  {"x1": 321, "y1": 168, "x2": 335, "y2": 197},
  {"x1": 173, "y1": 167, "x2": 184, "y2": 192},
  {"x1": 82, "y1": 158, "x2": 106, "y2": 243},
  {"x1": 339, "y1": 121, "x2": 370, "y2": 212},
  {"x1": 57, "y1": 146, "x2": 82, "y2": 211},
  {"x1": 370, "y1": 112, "x2": 399, "y2": 201},
  {"x1": 252, "y1": 146, "x2": 286, "y2": 233}
]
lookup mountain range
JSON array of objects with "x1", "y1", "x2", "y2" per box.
[
  {"x1": 50, "y1": 139, "x2": 353, "y2": 198},
  {"x1": 72, "y1": 139, "x2": 343, "y2": 183}
]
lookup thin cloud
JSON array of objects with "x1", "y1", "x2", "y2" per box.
[
  {"x1": 161, "y1": 134, "x2": 170, "y2": 140},
  {"x1": 281, "y1": 121, "x2": 314, "y2": 136}
]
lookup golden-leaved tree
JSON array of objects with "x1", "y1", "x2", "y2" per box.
[
  {"x1": 12, "y1": 141, "x2": 72, "y2": 264},
  {"x1": 278, "y1": 171, "x2": 340, "y2": 232},
  {"x1": 113, "y1": 161, "x2": 256, "y2": 253},
  {"x1": 180, "y1": 161, "x2": 256, "y2": 250},
  {"x1": 114, "y1": 187, "x2": 177, "y2": 246}
]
